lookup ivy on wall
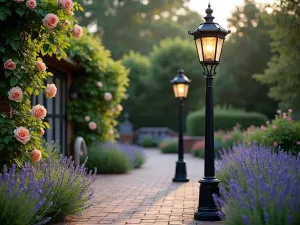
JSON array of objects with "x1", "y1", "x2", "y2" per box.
[
  {"x1": 67, "y1": 33, "x2": 129, "y2": 146},
  {"x1": 0, "y1": 0, "x2": 83, "y2": 167}
]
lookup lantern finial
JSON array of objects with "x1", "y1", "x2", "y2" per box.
[{"x1": 204, "y1": 3, "x2": 214, "y2": 23}]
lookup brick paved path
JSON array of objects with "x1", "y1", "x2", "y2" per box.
[{"x1": 60, "y1": 148, "x2": 222, "y2": 225}]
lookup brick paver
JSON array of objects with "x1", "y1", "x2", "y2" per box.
[{"x1": 55, "y1": 149, "x2": 222, "y2": 225}]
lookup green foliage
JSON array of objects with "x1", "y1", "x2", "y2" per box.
[
  {"x1": 42, "y1": 140, "x2": 62, "y2": 160},
  {"x1": 159, "y1": 139, "x2": 178, "y2": 154},
  {"x1": 254, "y1": 0, "x2": 300, "y2": 116},
  {"x1": 140, "y1": 135, "x2": 154, "y2": 148},
  {"x1": 244, "y1": 110, "x2": 300, "y2": 155},
  {"x1": 0, "y1": 184, "x2": 41, "y2": 225},
  {"x1": 76, "y1": 0, "x2": 202, "y2": 59},
  {"x1": 187, "y1": 106, "x2": 267, "y2": 136},
  {"x1": 84, "y1": 147, "x2": 132, "y2": 174},
  {"x1": 215, "y1": 0, "x2": 277, "y2": 117},
  {"x1": 131, "y1": 37, "x2": 202, "y2": 131},
  {"x1": 121, "y1": 51, "x2": 151, "y2": 127},
  {"x1": 66, "y1": 33, "x2": 129, "y2": 145},
  {"x1": 0, "y1": 0, "x2": 82, "y2": 166}
]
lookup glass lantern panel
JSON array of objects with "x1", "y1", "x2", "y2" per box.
[
  {"x1": 173, "y1": 84, "x2": 189, "y2": 98},
  {"x1": 202, "y1": 37, "x2": 217, "y2": 61},
  {"x1": 195, "y1": 39, "x2": 203, "y2": 62},
  {"x1": 216, "y1": 38, "x2": 224, "y2": 61}
]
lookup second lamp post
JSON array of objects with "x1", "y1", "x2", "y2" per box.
[{"x1": 170, "y1": 69, "x2": 191, "y2": 182}]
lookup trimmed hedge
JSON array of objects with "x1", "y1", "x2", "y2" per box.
[{"x1": 187, "y1": 107, "x2": 267, "y2": 136}]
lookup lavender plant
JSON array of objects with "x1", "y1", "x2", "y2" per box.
[
  {"x1": 0, "y1": 163, "x2": 53, "y2": 225},
  {"x1": 33, "y1": 156, "x2": 97, "y2": 221},
  {"x1": 215, "y1": 145, "x2": 300, "y2": 225}
]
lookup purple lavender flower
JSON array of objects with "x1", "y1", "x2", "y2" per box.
[{"x1": 216, "y1": 144, "x2": 300, "y2": 225}]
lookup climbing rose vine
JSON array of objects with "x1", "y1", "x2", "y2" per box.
[{"x1": 0, "y1": 0, "x2": 84, "y2": 167}]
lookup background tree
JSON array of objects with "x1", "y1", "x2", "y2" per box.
[
  {"x1": 121, "y1": 51, "x2": 151, "y2": 125},
  {"x1": 214, "y1": 0, "x2": 277, "y2": 117},
  {"x1": 76, "y1": 0, "x2": 202, "y2": 59},
  {"x1": 254, "y1": 0, "x2": 300, "y2": 117},
  {"x1": 126, "y1": 37, "x2": 203, "y2": 131}
]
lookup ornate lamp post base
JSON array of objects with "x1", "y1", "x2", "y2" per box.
[
  {"x1": 194, "y1": 178, "x2": 224, "y2": 221},
  {"x1": 173, "y1": 161, "x2": 189, "y2": 182}
]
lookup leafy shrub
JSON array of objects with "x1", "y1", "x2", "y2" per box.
[
  {"x1": 187, "y1": 106, "x2": 267, "y2": 136},
  {"x1": 84, "y1": 143, "x2": 145, "y2": 173},
  {"x1": 215, "y1": 144, "x2": 300, "y2": 225},
  {"x1": 244, "y1": 110, "x2": 300, "y2": 155},
  {"x1": 0, "y1": 164, "x2": 52, "y2": 225},
  {"x1": 34, "y1": 156, "x2": 96, "y2": 221},
  {"x1": 141, "y1": 135, "x2": 154, "y2": 147},
  {"x1": 67, "y1": 33, "x2": 129, "y2": 146},
  {"x1": 160, "y1": 139, "x2": 178, "y2": 153}
]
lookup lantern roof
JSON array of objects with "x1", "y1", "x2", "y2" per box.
[
  {"x1": 188, "y1": 3, "x2": 231, "y2": 37},
  {"x1": 170, "y1": 69, "x2": 191, "y2": 84}
]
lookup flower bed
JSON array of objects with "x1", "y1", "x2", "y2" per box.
[
  {"x1": 215, "y1": 144, "x2": 300, "y2": 225},
  {"x1": 0, "y1": 156, "x2": 96, "y2": 224}
]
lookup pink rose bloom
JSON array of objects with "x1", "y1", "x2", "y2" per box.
[
  {"x1": 283, "y1": 112, "x2": 287, "y2": 117},
  {"x1": 288, "y1": 109, "x2": 293, "y2": 113},
  {"x1": 4, "y1": 59, "x2": 16, "y2": 70},
  {"x1": 89, "y1": 121, "x2": 97, "y2": 130},
  {"x1": 31, "y1": 104, "x2": 47, "y2": 120},
  {"x1": 272, "y1": 125, "x2": 277, "y2": 130},
  {"x1": 59, "y1": 0, "x2": 74, "y2": 11},
  {"x1": 273, "y1": 141, "x2": 278, "y2": 147},
  {"x1": 247, "y1": 141, "x2": 251, "y2": 145},
  {"x1": 104, "y1": 92, "x2": 112, "y2": 101},
  {"x1": 36, "y1": 60, "x2": 46, "y2": 72},
  {"x1": 283, "y1": 115, "x2": 287, "y2": 119},
  {"x1": 72, "y1": 24, "x2": 83, "y2": 38},
  {"x1": 8, "y1": 86, "x2": 23, "y2": 102},
  {"x1": 260, "y1": 125, "x2": 266, "y2": 131},
  {"x1": 43, "y1": 13, "x2": 59, "y2": 29},
  {"x1": 26, "y1": 0, "x2": 36, "y2": 9},
  {"x1": 45, "y1": 84, "x2": 57, "y2": 98},
  {"x1": 297, "y1": 141, "x2": 300, "y2": 146},
  {"x1": 15, "y1": 0, "x2": 24, "y2": 3},
  {"x1": 288, "y1": 117, "x2": 292, "y2": 121},
  {"x1": 266, "y1": 121, "x2": 270, "y2": 125},
  {"x1": 84, "y1": 116, "x2": 90, "y2": 122},
  {"x1": 31, "y1": 149, "x2": 42, "y2": 162},
  {"x1": 68, "y1": 10, "x2": 74, "y2": 15},
  {"x1": 14, "y1": 127, "x2": 31, "y2": 144},
  {"x1": 39, "y1": 128, "x2": 45, "y2": 136},
  {"x1": 109, "y1": 129, "x2": 114, "y2": 135},
  {"x1": 277, "y1": 109, "x2": 281, "y2": 114},
  {"x1": 96, "y1": 82, "x2": 103, "y2": 88},
  {"x1": 117, "y1": 104, "x2": 123, "y2": 112}
]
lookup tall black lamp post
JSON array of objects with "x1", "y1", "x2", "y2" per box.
[
  {"x1": 188, "y1": 3, "x2": 231, "y2": 221},
  {"x1": 170, "y1": 69, "x2": 191, "y2": 183}
]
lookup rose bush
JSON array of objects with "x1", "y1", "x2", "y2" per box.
[
  {"x1": 66, "y1": 33, "x2": 128, "y2": 145},
  {"x1": 0, "y1": 0, "x2": 84, "y2": 166}
]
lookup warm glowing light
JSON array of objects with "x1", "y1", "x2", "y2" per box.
[
  {"x1": 202, "y1": 37, "x2": 216, "y2": 61},
  {"x1": 173, "y1": 83, "x2": 189, "y2": 98}
]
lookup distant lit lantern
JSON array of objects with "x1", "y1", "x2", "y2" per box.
[
  {"x1": 188, "y1": 3, "x2": 231, "y2": 66},
  {"x1": 170, "y1": 69, "x2": 191, "y2": 99}
]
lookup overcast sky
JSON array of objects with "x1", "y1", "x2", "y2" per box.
[{"x1": 188, "y1": 0, "x2": 273, "y2": 28}]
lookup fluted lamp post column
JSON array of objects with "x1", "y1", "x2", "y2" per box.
[
  {"x1": 188, "y1": 3, "x2": 231, "y2": 221},
  {"x1": 170, "y1": 69, "x2": 191, "y2": 183}
]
